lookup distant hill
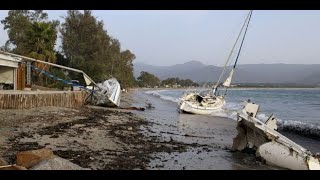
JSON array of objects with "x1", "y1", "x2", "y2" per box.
[{"x1": 133, "y1": 61, "x2": 320, "y2": 85}]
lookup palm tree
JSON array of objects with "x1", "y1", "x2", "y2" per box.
[{"x1": 25, "y1": 21, "x2": 57, "y2": 85}]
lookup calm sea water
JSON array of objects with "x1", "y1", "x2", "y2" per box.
[{"x1": 145, "y1": 88, "x2": 320, "y2": 139}]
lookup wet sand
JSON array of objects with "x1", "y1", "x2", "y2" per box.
[
  {"x1": 0, "y1": 89, "x2": 282, "y2": 170},
  {"x1": 129, "y1": 90, "x2": 282, "y2": 170}
]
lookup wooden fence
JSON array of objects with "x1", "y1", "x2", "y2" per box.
[{"x1": 0, "y1": 91, "x2": 88, "y2": 109}]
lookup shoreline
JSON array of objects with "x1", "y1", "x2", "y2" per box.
[
  {"x1": 0, "y1": 91, "x2": 216, "y2": 170},
  {"x1": 1, "y1": 89, "x2": 319, "y2": 169},
  {"x1": 0, "y1": 90, "x2": 286, "y2": 170},
  {"x1": 131, "y1": 87, "x2": 320, "y2": 92}
]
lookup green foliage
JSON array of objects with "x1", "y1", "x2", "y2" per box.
[
  {"x1": 1, "y1": 10, "x2": 56, "y2": 55},
  {"x1": 137, "y1": 71, "x2": 161, "y2": 87},
  {"x1": 60, "y1": 10, "x2": 136, "y2": 88},
  {"x1": 161, "y1": 77, "x2": 199, "y2": 87},
  {"x1": 44, "y1": 67, "x2": 71, "y2": 90},
  {"x1": 55, "y1": 51, "x2": 70, "y2": 67},
  {"x1": 1, "y1": 10, "x2": 59, "y2": 86},
  {"x1": 2, "y1": 10, "x2": 136, "y2": 89}
]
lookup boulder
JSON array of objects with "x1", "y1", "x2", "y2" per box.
[
  {"x1": 31, "y1": 156, "x2": 90, "y2": 170},
  {"x1": 16, "y1": 148, "x2": 54, "y2": 168},
  {"x1": 0, "y1": 157, "x2": 7, "y2": 166},
  {"x1": 0, "y1": 165, "x2": 27, "y2": 170}
]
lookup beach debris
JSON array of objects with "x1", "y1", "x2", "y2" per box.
[
  {"x1": 145, "y1": 102, "x2": 155, "y2": 110},
  {"x1": 16, "y1": 148, "x2": 54, "y2": 168},
  {"x1": 128, "y1": 127, "x2": 133, "y2": 131},
  {"x1": 30, "y1": 156, "x2": 90, "y2": 170},
  {"x1": 232, "y1": 102, "x2": 320, "y2": 170},
  {"x1": 119, "y1": 106, "x2": 145, "y2": 111}
]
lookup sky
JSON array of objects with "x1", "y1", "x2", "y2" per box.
[{"x1": 0, "y1": 10, "x2": 320, "y2": 66}]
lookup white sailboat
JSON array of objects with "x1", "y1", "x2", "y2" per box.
[
  {"x1": 92, "y1": 78, "x2": 121, "y2": 107},
  {"x1": 178, "y1": 10, "x2": 253, "y2": 115}
]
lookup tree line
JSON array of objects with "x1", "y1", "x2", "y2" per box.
[
  {"x1": 1, "y1": 10, "x2": 135, "y2": 89},
  {"x1": 136, "y1": 71, "x2": 199, "y2": 88}
]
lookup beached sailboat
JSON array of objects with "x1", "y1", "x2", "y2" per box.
[
  {"x1": 89, "y1": 78, "x2": 121, "y2": 107},
  {"x1": 232, "y1": 101, "x2": 320, "y2": 170},
  {"x1": 178, "y1": 10, "x2": 253, "y2": 115}
]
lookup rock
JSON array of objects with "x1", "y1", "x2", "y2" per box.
[
  {"x1": 0, "y1": 157, "x2": 7, "y2": 166},
  {"x1": 31, "y1": 156, "x2": 90, "y2": 170},
  {"x1": 0, "y1": 165, "x2": 27, "y2": 170},
  {"x1": 128, "y1": 127, "x2": 133, "y2": 131},
  {"x1": 16, "y1": 148, "x2": 54, "y2": 168}
]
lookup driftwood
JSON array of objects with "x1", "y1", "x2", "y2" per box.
[{"x1": 119, "y1": 107, "x2": 145, "y2": 111}]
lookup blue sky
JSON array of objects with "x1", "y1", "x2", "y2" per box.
[{"x1": 1, "y1": 10, "x2": 320, "y2": 66}]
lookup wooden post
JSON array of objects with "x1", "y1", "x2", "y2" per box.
[{"x1": 16, "y1": 63, "x2": 26, "y2": 90}]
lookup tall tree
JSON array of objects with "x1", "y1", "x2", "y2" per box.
[
  {"x1": 26, "y1": 21, "x2": 58, "y2": 84},
  {"x1": 1, "y1": 10, "x2": 59, "y2": 85},
  {"x1": 137, "y1": 71, "x2": 160, "y2": 87},
  {"x1": 61, "y1": 10, "x2": 136, "y2": 88},
  {"x1": 1, "y1": 10, "x2": 50, "y2": 54},
  {"x1": 61, "y1": 10, "x2": 111, "y2": 83}
]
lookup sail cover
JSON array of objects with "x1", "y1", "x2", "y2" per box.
[
  {"x1": 83, "y1": 74, "x2": 93, "y2": 86},
  {"x1": 223, "y1": 68, "x2": 234, "y2": 87}
]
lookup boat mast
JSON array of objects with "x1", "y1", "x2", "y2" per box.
[
  {"x1": 223, "y1": 10, "x2": 253, "y2": 97},
  {"x1": 211, "y1": 10, "x2": 252, "y2": 96}
]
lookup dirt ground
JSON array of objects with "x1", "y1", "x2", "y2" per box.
[{"x1": 0, "y1": 92, "x2": 192, "y2": 170}]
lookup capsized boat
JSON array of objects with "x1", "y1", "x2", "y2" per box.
[
  {"x1": 232, "y1": 101, "x2": 320, "y2": 170},
  {"x1": 89, "y1": 78, "x2": 121, "y2": 107},
  {"x1": 178, "y1": 10, "x2": 253, "y2": 115}
]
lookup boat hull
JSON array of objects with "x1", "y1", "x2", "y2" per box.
[
  {"x1": 89, "y1": 78, "x2": 121, "y2": 107},
  {"x1": 178, "y1": 97, "x2": 225, "y2": 115},
  {"x1": 257, "y1": 142, "x2": 310, "y2": 170},
  {"x1": 106, "y1": 79, "x2": 121, "y2": 107},
  {"x1": 232, "y1": 102, "x2": 320, "y2": 170}
]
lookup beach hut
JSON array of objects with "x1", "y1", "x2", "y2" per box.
[{"x1": 0, "y1": 53, "x2": 23, "y2": 90}]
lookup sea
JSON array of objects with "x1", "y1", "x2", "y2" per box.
[
  {"x1": 145, "y1": 88, "x2": 320, "y2": 139},
  {"x1": 130, "y1": 88, "x2": 320, "y2": 169}
]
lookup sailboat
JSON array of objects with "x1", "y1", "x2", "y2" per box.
[
  {"x1": 178, "y1": 10, "x2": 253, "y2": 115},
  {"x1": 232, "y1": 101, "x2": 320, "y2": 170},
  {"x1": 90, "y1": 78, "x2": 121, "y2": 107}
]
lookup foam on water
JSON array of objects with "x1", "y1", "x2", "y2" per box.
[
  {"x1": 145, "y1": 90, "x2": 179, "y2": 103},
  {"x1": 277, "y1": 119, "x2": 320, "y2": 139},
  {"x1": 145, "y1": 89, "x2": 320, "y2": 139}
]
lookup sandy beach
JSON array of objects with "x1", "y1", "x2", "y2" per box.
[{"x1": 0, "y1": 89, "x2": 282, "y2": 170}]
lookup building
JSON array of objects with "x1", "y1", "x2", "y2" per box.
[{"x1": 0, "y1": 53, "x2": 22, "y2": 90}]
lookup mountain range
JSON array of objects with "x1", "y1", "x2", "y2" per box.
[{"x1": 133, "y1": 60, "x2": 320, "y2": 85}]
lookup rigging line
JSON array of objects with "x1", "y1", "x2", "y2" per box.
[
  {"x1": 222, "y1": 10, "x2": 253, "y2": 96},
  {"x1": 212, "y1": 10, "x2": 252, "y2": 91},
  {"x1": 30, "y1": 64, "x2": 96, "y2": 93},
  {"x1": 222, "y1": 10, "x2": 253, "y2": 97},
  {"x1": 233, "y1": 10, "x2": 253, "y2": 69}
]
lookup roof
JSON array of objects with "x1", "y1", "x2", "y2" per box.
[
  {"x1": 0, "y1": 53, "x2": 21, "y2": 62},
  {"x1": 0, "y1": 53, "x2": 21, "y2": 68}
]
